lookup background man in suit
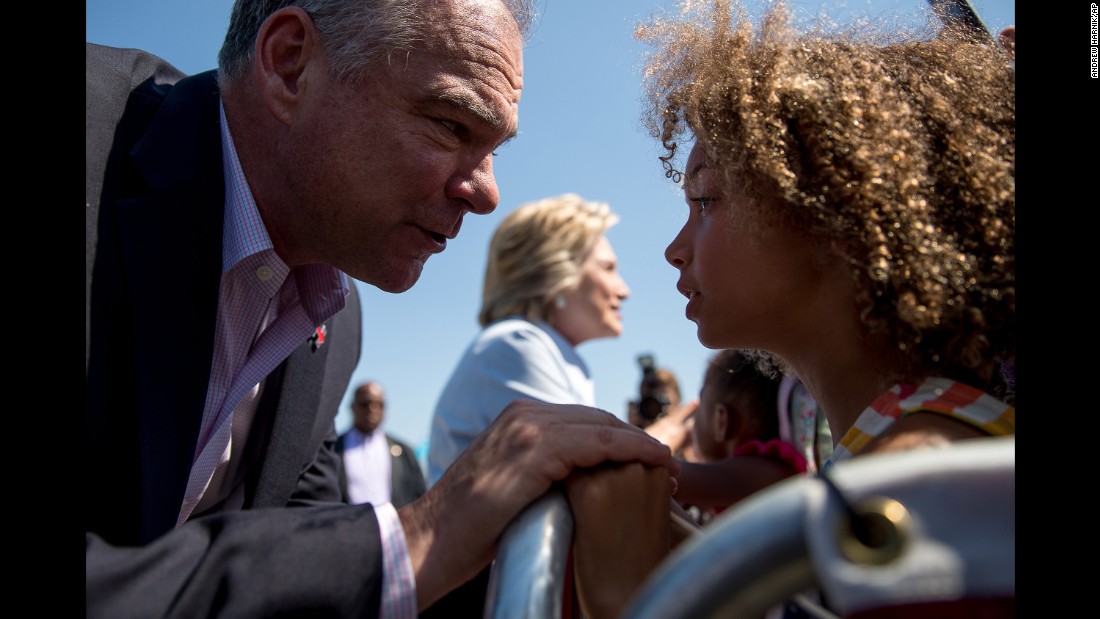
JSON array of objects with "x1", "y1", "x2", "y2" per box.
[
  {"x1": 338, "y1": 381, "x2": 426, "y2": 508},
  {"x1": 85, "y1": 1, "x2": 679, "y2": 617}
]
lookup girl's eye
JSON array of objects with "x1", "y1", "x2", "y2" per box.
[{"x1": 690, "y1": 197, "x2": 714, "y2": 214}]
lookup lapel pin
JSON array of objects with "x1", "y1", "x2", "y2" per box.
[{"x1": 309, "y1": 324, "x2": 327, "y2": 351}]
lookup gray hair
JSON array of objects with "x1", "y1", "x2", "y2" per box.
[
  {"x1": 479, "y1": 194, "x2": 619, "y2": 327},
  {"x1": 218, "y1": 0, "x2": 537, "y2": 84}
]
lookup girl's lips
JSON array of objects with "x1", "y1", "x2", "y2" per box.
[
  {"x1": 684, "y1": 290, "x2": 700, "y2": 318},
  {"x1": 676, "y1": 282, "x2": 700, "y2": 317}
]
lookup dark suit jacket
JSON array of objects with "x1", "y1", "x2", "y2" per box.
[
  {"x1": 336, "y1": 431, "x2": 428, "y2": 508},
  {"x1": 85, "y1": 43, "x2": 384, "y2": 618}
]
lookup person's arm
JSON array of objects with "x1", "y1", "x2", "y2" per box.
[
  {"x1": 287, "y1": 422, "x2": 346, "y2": 506},
  {"x1": 87, "y1": 401, "x2": 676, "y2": 618},
  {"x1": 643, "y1": 400, "x2": 699, "y2": 453},
  {"x1": 566, "y1": 462, "x2": 672, "y2": 619},
  {"x1": 674, "y1": 456, "x2": 798, "y2": 510},
  {"x1": 398, "y1": 399, "x2": 679, "y2": 610},
  {"x1": 87, "y1": 504, "x2": 385, "y2": 618}
]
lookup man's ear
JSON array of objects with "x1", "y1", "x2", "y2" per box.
[{"x1": 255, "y1": 7, "x2": 321, "y2": 125}]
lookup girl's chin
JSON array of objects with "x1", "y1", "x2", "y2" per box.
[{"x1": 694, "y1": 325, "x2": 732, "y2": 350}]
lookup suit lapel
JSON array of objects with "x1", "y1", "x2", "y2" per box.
[
  {"x1": 251, "y1": 283, "x2": 361, "y2": 507},
  {"x1": 249, "y1": 329, "x2": 333, "y2": 506},
  {"x1": 115, "y1": 71, "x2": 226, "y2": 540}
]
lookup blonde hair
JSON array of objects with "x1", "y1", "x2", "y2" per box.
[
  {"x1": 479, "y1": 194, "x2": 620, "y2": 327},
  {"x1": 637, "y1": 0, "x2": 1014, "y2": 390}
]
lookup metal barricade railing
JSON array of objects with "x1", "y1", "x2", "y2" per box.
[
  {"x1": 483, "y1": 436, "x2": 1014, "y2": 619},
  {"x1": 622, "y1": 436, "x2": 1015, "y2": 619},
  {"x1": 484, "y1": 488, "x2": 574, "y2": 619}
]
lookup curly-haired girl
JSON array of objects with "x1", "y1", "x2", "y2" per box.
[
  {"x1": 565, "y1": 3, "x2": 1015, "y2": 617},
  {"x1": 639, "y1": 0, "x2": 1015, "y2": 462}
]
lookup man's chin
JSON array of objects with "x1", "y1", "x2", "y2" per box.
[{"x1": 362, "y1": 259, "x2": 426, "y2": 294}]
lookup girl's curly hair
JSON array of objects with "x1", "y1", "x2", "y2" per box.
[{"x1": 637, "y1": 0, "x2": 1014, "y2": 390}]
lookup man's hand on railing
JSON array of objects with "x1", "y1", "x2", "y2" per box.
[{"x1": 398, "y1": 400, "x2": 680, "y2": 611}]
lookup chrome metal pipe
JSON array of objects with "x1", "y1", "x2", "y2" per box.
[{"x1": 484, "y1": 488, "x2": 574, "y2": 619}]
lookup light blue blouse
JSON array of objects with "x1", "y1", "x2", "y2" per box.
[{"x1": 427, "y1": 317, "x2": 595, "y2": 485}]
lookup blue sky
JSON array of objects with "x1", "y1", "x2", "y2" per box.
[{"x1": 87, "y1": 0, "x2": 1015, "y2": 458}]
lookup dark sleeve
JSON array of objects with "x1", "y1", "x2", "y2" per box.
[
  {"x1": 401, "y1": 444, "x2": 427, "y2": 501},
  {"x1": 335, "y1": 432, "x2": 351, "y2": 503},
  {"x1": 387, "y1": 437, "x2": 427, "y2": 508},
  {"x1": 86, "y1": 504, "x2": 384, "y2": 619},
  {"x1": 287, "y1": 422, "x2": 345, "y2": 507}
]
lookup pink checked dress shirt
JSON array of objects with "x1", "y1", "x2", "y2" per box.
[{"x1": 172, "y1": 104, "x2": 415, "y2": 619}]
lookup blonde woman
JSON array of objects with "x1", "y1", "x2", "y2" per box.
[{"x1": 427, "y1": 194, "x2": 631, "y2": 485}]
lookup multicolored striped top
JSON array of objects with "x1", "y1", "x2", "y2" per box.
[{"x1": 828, "y1": 377, "x2": 1015, "y2": 464}]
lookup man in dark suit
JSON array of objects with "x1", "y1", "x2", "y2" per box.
[
  {"x1": 85, "y1": 1, "x2": 678, "y2": 617},
  {"x1": 338, "y1": 382, "x2": 427, "y2": 508}
]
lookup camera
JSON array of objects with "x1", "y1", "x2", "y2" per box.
[
  {"x1": 635, "y1": 354, "x2": 671, "y2": 423},
  {"x1": 637, "y1": 393, "x2": 671, "y2": 422}
]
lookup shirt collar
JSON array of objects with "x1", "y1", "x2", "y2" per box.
[
  {"x1": 219, "y1": 102, "x2": 278, "y2": 275},
  {"x1": 219, "y1": 103, "x2": 350, "y2": 321}
]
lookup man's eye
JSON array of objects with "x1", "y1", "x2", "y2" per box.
[{"x1": 440, "y1": 119, "x2": 460, "y2": 133}]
